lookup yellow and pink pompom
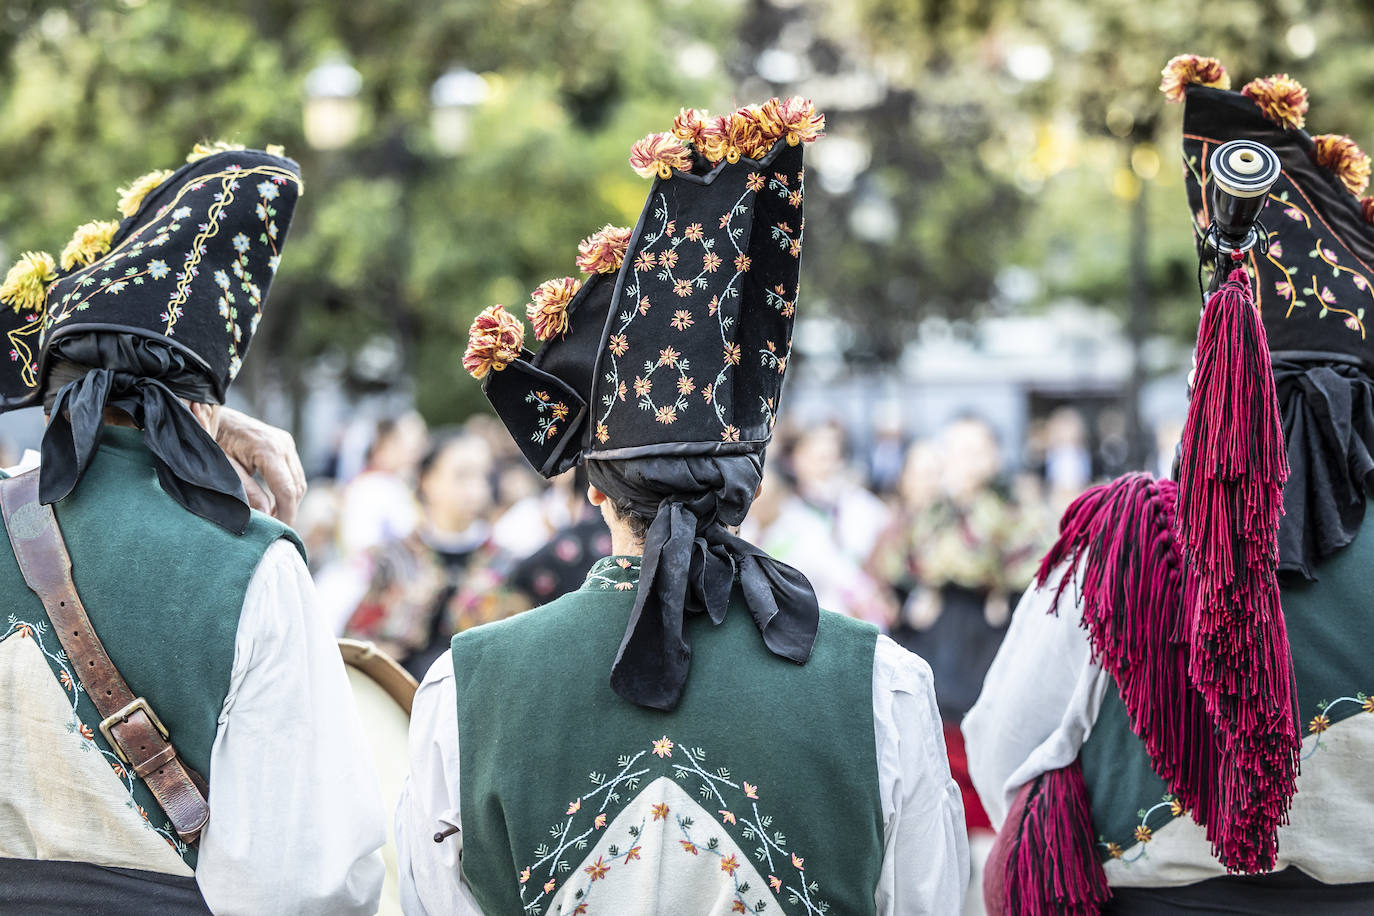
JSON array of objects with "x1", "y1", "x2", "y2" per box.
[
  {"x1": 0, "y1": 251, "x2": 57, "y2": 313},
  {"x1": 671, "y1": 108, "x2": 708, "y2": 146},
  {"x1": 1361, "y1": 196, "x2": 1374, "y2": 225},
  {"x1": 628, "y1": 132, "x2": 693, "y2": 179},
  {"x1": 59, "y1": 220, "x2": 120, "y2": 271},
  {"x1": 527, "y1": 276, "x2": 583, "y2": 340},
  {"x1": 1313, "y1": 134, "x2": 1371, "y2": 196},
  {"x1": 1159, "y1": 54, "x2": 1230, "y2": 103},
  {"x1": 117, "y1": 169, "x2": 175, "y2": 218},
  {"x1": 755, "y1": 97, "x2": 826, "y2": 147},
  {"x1": 463, "y1": 305, "x2": 525, "y2": 379},
  {"x1": 576, "y1": 224, "x2": 633, "y2": 274},
  {"x1": 1241, "y1": 74, "x2": 1309, "y2": 130}
]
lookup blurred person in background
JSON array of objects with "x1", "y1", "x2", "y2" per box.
[
  {"x1": 752, "y1": 421, "x2": 897, "y2": 626},
  {"x1": 335, "y1": 411, "x2": 428, "y2": 561},
  {"x1": 343, "y1": 428, "x2": 517, "y2": 678},
  {"x1": 1043, "y1": 406, "x2": 1093, "y2": 515},
  {"x1": 868, "y1": 416, "x2": 1050, "y2": 847},
  {"x1": 867, "y1": 410, "x2": 909, "y2": 496}
]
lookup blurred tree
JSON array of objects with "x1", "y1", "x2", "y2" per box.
[{"x1": 0, "y1": 0, "x2": 744, "y2": 429}]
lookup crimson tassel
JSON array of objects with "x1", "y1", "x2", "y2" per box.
[
  {"x1": 1001, "y1": 762, "x2": 1110, "y2": 916},
  {"x1": 1175, "y1": 260, "x2": 1300, "y2": 872}
]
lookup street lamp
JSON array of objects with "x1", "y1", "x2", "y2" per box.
[
  {"x1": 303, "y1": 55, "x2": 363, "y2": 151},
  {"x1": 430, "y1": 68, "x2": 489, "y2": 156}
]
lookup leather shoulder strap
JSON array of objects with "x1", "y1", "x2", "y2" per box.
[{"x1": 0, "y1": 470, "x2": 211, "y2": 844}]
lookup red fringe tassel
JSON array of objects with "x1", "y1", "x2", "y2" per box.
[
  {"x1": 1001, "y1": 761, "x2": 1110, "y2": 916},
  {"x1": 1175, "y1": 263, "x2": 1300, "y2": 872}
]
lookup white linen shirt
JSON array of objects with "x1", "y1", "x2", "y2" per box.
[
  {"x1": 197, "y1": 539, "x2": 386, "y2": 914},
  {"x1": 395, "y1": 634, "x2": 969, "y2": 915}
]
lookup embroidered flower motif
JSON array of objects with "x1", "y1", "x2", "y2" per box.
[
  {"x1": 544, "y1": 879, "x2": 556, "y2": 893},
  {"x1": 692, "y1": 251, "x2": 719, "y2": 277},
  {"x1": 677, "y1": 376, "x2": 695, "y2": 396},
  {"x1": 708, "y1": 295, "x2": 720, "y2": 315},
  {"x1": 769, "y1": 875, "x2": 782, "y2": 892},
  {"x1": 743, "y1": 782, "x2": 758, "y2": 799},
  {"x1": 1310, "y1": 713, "x2": 1331, "y2": 733},
  {"x1": 629, "y1": 131, "x2": 693, "y2": 179},
  {"x1": 734, "y1": 253, "x2": 751, "y2": 273},
  {"x1": 722, "y1": 425, "x2": 740, "y2": 442},
  {"x1": 1, "y1": 252, "x2": 57, "y2": 313},
  {"x1": 655, "y1": 405, "x2": 678, "y2": 424},
  {"x1": 1313, "y1": 134, "x2": 1372, "y2": 196},
  {"x1": 788, "y1": 190, "x2": 803, "y2": 208},
  {"x1": 463, "y1": 305, "x2": 525, "y2": 379},
  {"x1": 673, "y1": 279, "x2": 693, "y2": 298},
  {"x1": 1159, "y1": 54, "x2": 1230, "y2": 103},
  {"x1": 59, "y1": 670, "x2": 73, "y2": 691},
  {"x1": 148, "y1": 259, "x2": 170, "y2": 280},
  {"x1": 683, "y1": 222, "x2": 704, "y2": 241},
  {"x1": 665, "y1": 220, "x2": 676, "y2": 237},
  {"x1": 719, "y1": 809, "x2": 736, "y2": 824},
  {"x1": 1363, "y1": 695, "x2": 1374, "y2": 713},
  {"x1": 671, "y1": 310, "x2": 694, "y2": 330},
  {"x1": 596, "y1": 423, "x2": 610, "y2": 443},
  {"x1": 616, "y1": 381, "x2": 628, "y2": 400},
  {"x1": 789, "y1": 239, "x2": 802, "y2": 258},
  {"x1": 231, "y1": 232, "x2": 251, "y2": 253},
  {"x1": 724, "y1": 343, "x2": 742, "y2": 365},
  {"x1": 112, "y1": 761, "x2": 126, "y2": 779},
  {"x1": 1269, "y1": 240, "x2": 1284, "y2": 258},
  {"x1": 652, "y1": 803, "x2": 671, "y2": 821},
  {"x1": 1346, "y1": 315, "x2": 1362, "y2": 332},
  {"x1": 624, "y1": 845, "x2": 642, "y2": 863},
  {"x1": 583, "y1": 856, "x2": 611, "y2": 881},
  {"x1": 746, "y1": 172, "x2": 766, "y2": 192},
  {"x1": 653, "y1": 736, "x2": 674, "y2": 758},
  {"x1": 609, "y1": 334, "x2": 630, "y2": 357},
  {"x1": 703, "y1": 383, "x2": 714, "y2": 404},
  {"x1": 567, "y1": 798, "x2": 582, "y2": 815},
  {"x1": 635, "y1": 250, "x2": 657, "y2": 272},
  {"x1": 519, "y1": 866, "x2": 531, "y2": 884},
  {"x1": 576, "y1": 224, "x2": 633, "y2": 274},
  {"x1": 1241, "y1": 73, "x2": 1309, "y2": 130},
  {"x1": 79, "y1": 723, "x2": 95, "y2": 740},
  {"x1": 594, "y1": 813, "x2": 607, "y2": 829},
  {"x1": 526, "y1": 276, "x2": 582, "y2": 341},
  {"x1": 660, "y1": 249, "x2": 679, "y2": 269},
  {"x1": 1134, "y1": 825, "x2": 1153, "y2": 843},
  {"x1": 791, "y1": 854, "x2": 805, "y2": 869},
  {"x1": 680, "y1": 840, "x2": 699, "y2": 855},
  {"x1": 658, "y1": 346, "x2": 681, "y2": 366},
  {"x1": 718, "y1": 213, "x2": 733, "y2": 229},
  {"x1": 60, "y1": 220, "x2": 120, "y2": 270},
  {"x1": 1170, "y1": 798, "x2": 1184, "y2": 817},
  {"x1": 1106, "y1": 842, "x2": 1123, "y2": 859},
  {"x1": 634, "y1": 376, "x2": 653, "y2": 397},
  {"x1": 615, "y1": 581, "x2": 634, "y2": 590},
  {"x1": 720, "y1": 854, "x2": 740, "y2": 876}
]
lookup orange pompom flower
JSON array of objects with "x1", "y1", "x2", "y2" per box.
[
  {"x1": 1241, "y1": 74, "x2": 1309, "y2": 130},
  {"x1": 756, "y1": 96, "x2": 826, "y2": 147},
  {"x1": 527, "y1": 276, "x2": 583, "y2": 341},
  {"x1": 1361, "y1": 196, "x2": 1374, "y2": 224},
  {"x1": 671, "y1": 108, "x2": 709, "y2": 147},
  {"x1": 576, "y1": 224, "x2": 633, "y2": 275},
  {"x1": 697, "y1": 111, "x2": 763, "y2": 165},
  {"x1": 1314, "y1": 134, "x2": 1372, "y2": 196},
  {"x1": 629, "y1": 132, "x2": 693, "y2": 180},
  {"x1": 463, "y1": 305, "x2": 525, "y2": 379},
  {"x1": 1159, "y1": 54, "x2": 1230, "y2": 104}
]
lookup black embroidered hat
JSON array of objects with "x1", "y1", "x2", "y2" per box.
[
  {"x1": 0, "y1": 142, "x2": 302, "y2": 534},
  {"x1": 0, "y1": 143, "x2": 303, "y2": 410},
  {"x1": 465, "y1": 98, "x2": 823, "y2": 477},
  {"x1": 1169, "y1": 58, "x2": 1374, "y2": 363}
]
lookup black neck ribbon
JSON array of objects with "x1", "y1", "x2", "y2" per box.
[
  {"x1": 39, "y1": 335, "x2": 248, "y2": 534},
  {"x1": 587, "y1": 456, "x2": 819, "y2": 711}
]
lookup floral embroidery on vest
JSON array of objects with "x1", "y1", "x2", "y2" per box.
[
  {"x1": 517, "y1": 732, "x2": 828, "y2": 915},
  {"x1": 3, "y1": 617, "x2": 190, "y2": 858}
]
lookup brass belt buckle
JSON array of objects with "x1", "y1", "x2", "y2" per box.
[{"x1": 98, "y1": 696, "x2": 170, "y2": 764}]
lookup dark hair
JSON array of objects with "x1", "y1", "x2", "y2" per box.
[{"x1": 603, "y1": 492, "x2": 654, "y2": 543}]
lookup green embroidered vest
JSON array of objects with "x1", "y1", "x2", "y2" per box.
[
  {"x1": 0, "y1": 427, "x2": 301, "y2": 868},
  {"x1": 1079, "y1": 515, "x2": 1374, "y2": 875},
  {"x1": 452, "y1": 556, "x2": 885, "y2": 916}
]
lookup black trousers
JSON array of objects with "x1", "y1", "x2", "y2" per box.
[
  {"x1": 1104, "y1": 868, "x2": 1374, "y2": 915},
  {"x1": 0, "y1": 858, "x2": 211, "y2": 915}
]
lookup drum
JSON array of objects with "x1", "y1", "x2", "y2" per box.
[{"x1": 339, "y1": 638, "x2": 418, "y2": 916}]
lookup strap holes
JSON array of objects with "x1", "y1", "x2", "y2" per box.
[
  {"x1": 106, "y1": 690, "x2": 112, "y2": 696},
  {"x1": 60, "y1": 601, "x2": 65, "y2": 606},
  {"x1": 88, "y1": 661, "x2": 94, "y2": 667}
]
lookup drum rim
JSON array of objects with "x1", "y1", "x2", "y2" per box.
[{"x1": 338, "y1": 638, "x2": 419, "y2": 716}]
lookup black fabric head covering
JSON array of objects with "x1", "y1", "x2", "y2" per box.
[
  {"x1": 465, "y1": 100, "x2": 826, "y2": 709},
  {"x1": 0, "y1": 145, "x2": 302, "y2": 532},
  {"x1": 586, "y1": 454, "x2": 818, "y2": 711},
  {"x1": 1178, "y1": 70, "x2": 1374, "y2": 578},
  {"x1": 466, "y1": 98, "x2": 823, "y2": 477}
]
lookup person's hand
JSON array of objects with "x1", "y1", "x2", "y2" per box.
[{"x1": 216, "y1": 407, "x2": 307, "y2": 526}]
